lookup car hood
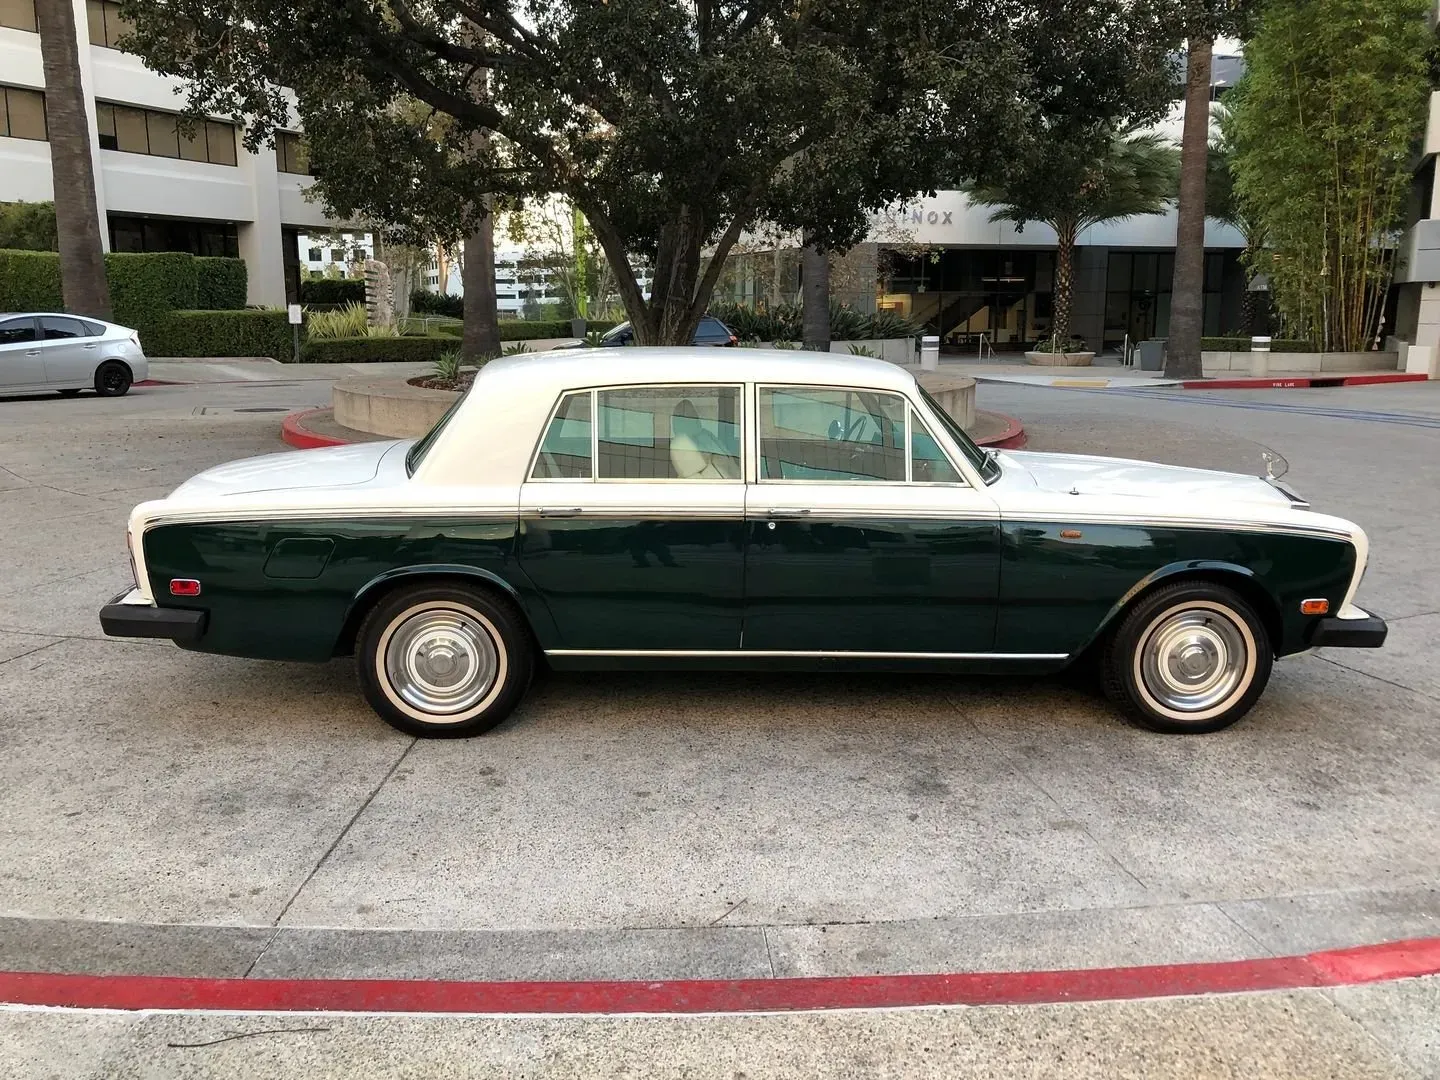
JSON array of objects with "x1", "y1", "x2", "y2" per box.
[
  {"x1": 997, "y1": 450, "x2": 1293, "y2": 509},
  {"x1": 168, "y1": 440, "x2": 412, "y2": 501}
]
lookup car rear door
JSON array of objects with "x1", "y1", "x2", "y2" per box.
[
  {"x1": 37, "y1": 316, "x2": 95, "y2": 386},
  {"x1": 517, "y1": 383, "x2": 747, "y2": 653},
  {"x1": 0, "y1": 317, "x2": 45, "y2": 390},
  {"x1": 741, "y1": 384, "x2": 1001, "y2": 656}
]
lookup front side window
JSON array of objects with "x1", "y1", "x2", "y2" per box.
[
  {"x1": 597, "y1": 385, "x2": 740, "y2": 480},
  {"x1": 759, "y1": 386, "x2": 906, "y2": 482},
  {"x1": 0, "y1": 318, "x2": 37, "y2": 346},
  {"x1": 531, "y1": 391, "x2": 593, "y2": 479}
]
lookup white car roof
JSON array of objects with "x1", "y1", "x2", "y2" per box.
[{"x1": 413, "y1": 346, "x2": 922, "y2": 487}]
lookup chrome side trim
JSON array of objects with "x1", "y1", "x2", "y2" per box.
[
  {"x1": 998, "y1": 512, "x2": 1355, "y2": 542},
  {"x1": 545, "y1": 649, "x2": 1068, "y2": 660}
]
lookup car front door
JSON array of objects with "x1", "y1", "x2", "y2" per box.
[
  {"x1": 742, "y1": 384, "x2": 1001, "y2": 656},
  {"x1": 517, "y1": 383, "x2": 746, "y2": 653},
  {"x1": 0, "y1": 317, "x2": 45, "y2": 390},
  {"x1": 37, "y1": 316, "x2": 96, "y2": 386}
]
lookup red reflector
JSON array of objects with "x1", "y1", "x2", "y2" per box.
[
  {"x1": 1300, "y1": 598, "x2": 1329, "y2": 615},
  {"x1": 170, "y1": 579, "x2": 201, "y2": 597}
]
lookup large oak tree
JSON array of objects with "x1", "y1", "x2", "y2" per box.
[{"x1": 120, "y1": 0, "x2": 1188, "y2": 344}]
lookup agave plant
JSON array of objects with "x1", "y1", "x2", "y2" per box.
[
  {"x1": 432, "y1": 348, "x2": 462, "y2": 383},
  {"x1": 771, "y1": 338, "x2": 798, "y2": 350},
  {"x1": 583, "y1": 330, "x2": 607, "y2": 347},
  {"x1": 502, "y1": 341, "x2": 534, "y2": 356},
  {"x1": 847, "y1": 344, "x2": 880, "y2": 357}
]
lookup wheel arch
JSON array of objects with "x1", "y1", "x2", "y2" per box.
[
  {"x1": 1076, "y1": 561, "x2": 1284, "y2": 663},
  {"x1": 334, "y1": 564, "x2": 536, "y2": 657}
]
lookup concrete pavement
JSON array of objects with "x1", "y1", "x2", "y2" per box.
[{"x1": 0, "y1": 372, "x2": 1437, "y2": 1075}]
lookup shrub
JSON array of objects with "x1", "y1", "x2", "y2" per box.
[
  {"x1": 707, "y1": 301, "x2": 919, "y2": 341},
  {"x1": 301, "y1": 278, "x2": 365, "y2": 306},
  {"x1": 145, "y1": 309, "x2": 294, "y2": 360},
  {"x1": 433, "y1": 347, "x2": 462, "y2": 382},
  {"x1": 298, "y1": 335, "x2": 456, "y2": 364},
  {"x1": 1200, "y1": 336, "x2": 1317, "y2": 352},
  {"x1": 0, "y1": 249, "x2": 63, "y2": 310},
  {"x1": 105, "y1": 252, "x2": 197, "y2": 344},
  {"x1": 306, "y1": 302, "x2": 370, "y2": 340},
  {"x1": 194, "y1": 257, "x2": 247, "y2": 309},
  {"x1": 411, "y1": 289, "x2": 464, "y2": 318}
]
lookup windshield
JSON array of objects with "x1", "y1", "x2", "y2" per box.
[
  {"x1": 404, "y1": 392, "x2": 466, "y2": 476},
  {"x1": 916, "y1": 385, "x2": 1001, "y2": 484}
]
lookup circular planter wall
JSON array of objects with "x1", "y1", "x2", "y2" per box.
[{"x1": 1025, "y1": 351, "x2": 1095, "y2": 367}]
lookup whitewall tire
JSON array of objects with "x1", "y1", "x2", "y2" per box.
[
  {"x1": 1102, "y1": 581, "x2": 1273, "y2": 734},
  {"x1": 356, "y1": 583, "x2": 533, "y2": 737}
]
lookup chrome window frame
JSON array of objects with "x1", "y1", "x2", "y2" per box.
[
  {"x1": 526, "y1": 382, "x2": 747, "y2": 485},
  {"x1": 752, "y1": 383, "x2": 972, "y2": 488}
]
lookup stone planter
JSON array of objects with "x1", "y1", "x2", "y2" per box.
[
  {"x1": 913, "y1": 371, "x2": 976, "y2": 430},
  {"x1": 333, "y1": 377, "x2": 456, "y2": 438},
  {"x1": 747, "y1": 339, "x2": 915, "y2": 364},
  {"x1": 1025, "y1": 350, "x2": 1095, "y2": 367},
  {"x1": 1200, "y1": 350, "x2": 1399, "y2": 374}
]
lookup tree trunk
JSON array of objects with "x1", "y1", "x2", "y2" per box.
[
  {"x1": 34, "y1": 0, "x2": 110, "y2": 319},
  {"x1": 461, "y1": 207, "x2": 501, "y2": 363},
  {"x1": 1052, "y1": 227, "x2": 1076, "y2": 347},
  {"x1": 770, "y1": 247, "x2": 783, "y2": 308},
  {"x1": 801, "y1": 240, "x2": 830, "y2": 351},
  {"x1": 1165, "y1": 37, "x2": 1212, "y2": 379},
  {"x1": 1239, "y1": 285, "x2": 1256, "y2": 336}
]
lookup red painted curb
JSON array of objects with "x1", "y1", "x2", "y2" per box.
[
  {"x1": 281, "y1": 408, "x2": 348, "y2": 450},
  {"x1": 1181, "y1": 373, "x2": 1428, "y2": 390},
  {"x1": 973, "y1": 410, "x2": 1027, "y2": 450},
  {"x1": 0, "y1": 937, "x2": 1435, "y2": 1015}
]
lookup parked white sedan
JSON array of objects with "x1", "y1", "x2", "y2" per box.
[{"x1": 0, "y1": 313, "x2": 149, "y2": 397}]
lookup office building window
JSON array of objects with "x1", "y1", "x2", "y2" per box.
[
  {"x1": 276, "y1": 130, "x2": 310, "y2": 175},
  {"x1": 109, "y1": 214, "x2": 239, "y2": 258},
  {"x1": 86, "y1": 0, "x2": 132, "y2": 48},
  {"x1": 0, "y1": 0, "x2": 37, "y2": 32},
  {"x1": 307, "y1": 247, "x2": 322, "y2": 262},
  {"x1": 0, "y1": 85, "x2": 46, "y2": 141},
  {"x1": 330, "y1": 248, "x2": 343, "y2": 263},
  {"x1": 96, "y1": 102, "x2": 237, "y2": 165}
]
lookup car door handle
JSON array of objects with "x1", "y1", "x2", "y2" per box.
[
  {"x1": 83, "y1": 343, "x2": 98, "y2": 349},
  {"x1": 536, "y1": 507, "x2": 583, "y2": 518},
  {"x1": 25, "y1": 349, "x2": 40, "y2": 356},
  {"x1": 765, "y1": 508, "x2": 811, "y2": 518}
]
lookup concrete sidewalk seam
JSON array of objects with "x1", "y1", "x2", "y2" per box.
[
  {"x1": 1313, "y1": 653, "x2": 1440, "y2": 705},
  {"x1": 269, "y1": 739, "x2": 418, "y2": 929}
]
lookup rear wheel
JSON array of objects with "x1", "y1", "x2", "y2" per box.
[
  {"x1": 355, "y1": 583, "x2": 533, "y2": 737},
  {"x1": 1102, "y1": 581, "x2": 1272, "y2": 734},
  {"x1": 94, "y1": 361, "x2": 132, "y2": 397}
]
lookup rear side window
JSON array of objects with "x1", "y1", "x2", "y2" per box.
[
  {"x1": 40, "y1": 316, "x2": 86, "y2": 340},
  {"x1": 597, "y1": 385, "x2": 740, "y2": 480},
  {"x1": 81, "y1": 320, "x2": 106, "y2": 336},
  {"x1": 0, "y1": 318, "x2": 37, "y2": 345},
  {"x1": 531, "y1": 392, "x2": 593, "y2": 479}
]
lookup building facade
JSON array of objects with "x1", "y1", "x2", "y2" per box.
[{"x1": 0, "y1": 0, "x2": 341, "y2": 306}]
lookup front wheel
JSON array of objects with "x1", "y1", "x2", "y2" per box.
[
  {"x1": 355, "y1": 583, "x2": 533, "y2": 737},
  {"x1": 1101, "y1": 582, "x2": 1272, "y2": 734},
  {"x1": 94, "y1": 361, "x2": 132, "y2": 397}
]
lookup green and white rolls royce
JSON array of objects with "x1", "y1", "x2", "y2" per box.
[{"x1": 100, "y1": 349, "x2": 1387, "y2": 738}]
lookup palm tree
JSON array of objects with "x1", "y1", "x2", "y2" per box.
[
  {"x1": 965, "y1": 127, "x2": 1178, "y2": 351},
  {"x1": 33, "y1": 0, "x2": 111, "y2": 318}
]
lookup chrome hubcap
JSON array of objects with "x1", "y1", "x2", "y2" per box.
[
  {"x1": 1140, "y1": 609, "x2": 1247, "y2": 713},
  {"x1": 384, "y1": 609, "x2": 498, "y2": 717}
]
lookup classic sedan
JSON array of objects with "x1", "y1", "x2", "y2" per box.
[
  {"x1": 0, "y1": 313, "x2": 148, "y2": 396},
  {"x1": 100, "y1": 349, "x2": 1386, "y2": 737}
]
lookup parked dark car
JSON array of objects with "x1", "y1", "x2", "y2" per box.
[{"x1": 552, "y1": 316, "x2": 737, "y2": 349}]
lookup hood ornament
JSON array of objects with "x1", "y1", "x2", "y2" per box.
[{"x1": 1260, "y1": 448, "x2": 1289, "y2": 481}]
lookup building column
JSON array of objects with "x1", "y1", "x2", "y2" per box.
[{"x1": 237, "y1": 136, "x2": 287, "y2": 306}]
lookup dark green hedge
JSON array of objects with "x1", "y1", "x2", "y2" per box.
[
  {"x1": 195, "y1": 257, "x2": 247, "y2": 309},
  {"x1": 106, "y1": 252, "x2": 197, "y2": 339},
  {"x1": 301, "y1": 278, "x2": 366, "y2": 305},
  {"x1": 411, "y1": 290, "x2": 463, "y2": 317},
  {"x1": 1201, "y1": 336, "x2": 1317, "y2": 352},
  {"x1": 0, "y1": 249, "x2": 63, "y2": 310},
  {"x1": 298, "y1": 335, "x2": 455, "y2": 364},
  {"x1": 146, "y1": 309, "x2": 294, "y2": 360}
]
